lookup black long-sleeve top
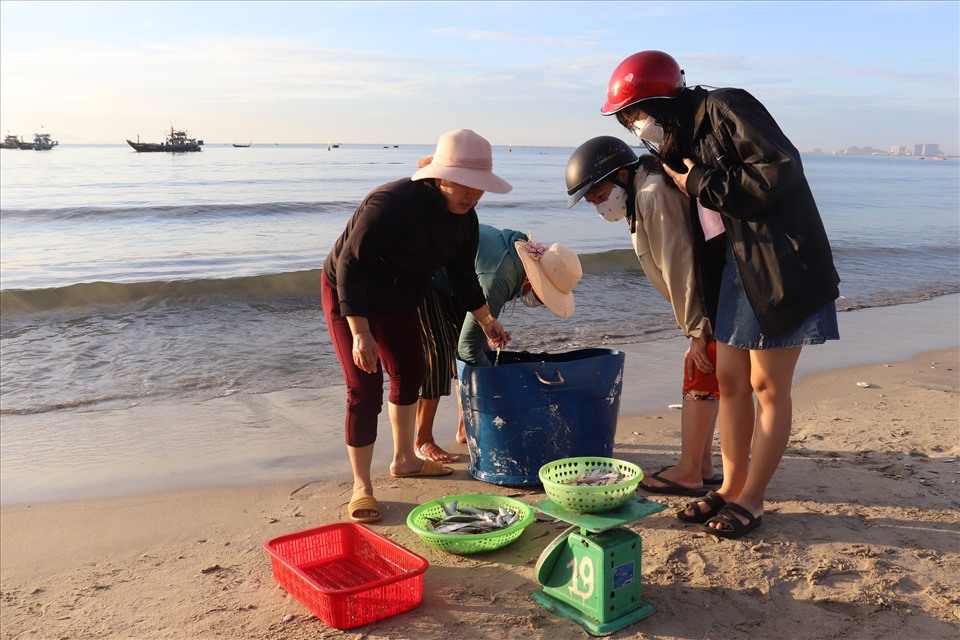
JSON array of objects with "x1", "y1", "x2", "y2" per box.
[{"x1": 322, "y1": 178, "x2": 487, "y2": 317}]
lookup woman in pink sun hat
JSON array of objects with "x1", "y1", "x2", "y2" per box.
[{"x1": 322, "y1": 129, "x2": 512, "y2": 524}]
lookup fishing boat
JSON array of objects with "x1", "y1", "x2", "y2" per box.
[
  {"x1": 127, "y1": 127, "x2": 203, "y2": 152},
  {"x1": 232, "y1": 142, "x2": 252, "y2": 148},
  {"x1": 32, "y1": 132, "x2": 59, "y2": 150},
  {"x1": 1, "y1": 134, "x2": 22, "y2": 149},
  {"x1": 16, "y1": 138, "x2": 35, "y2": 150}
]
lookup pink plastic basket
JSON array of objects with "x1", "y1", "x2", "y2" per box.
[{"x1": 263, "y1": 522, "x2": 429, "y2": 629}]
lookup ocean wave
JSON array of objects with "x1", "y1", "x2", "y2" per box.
[
  {"x1": 0, "y1": 201, "x2": 359, "y2": 221},
  {"x1": 0, "y1": 392, "x2": 148, "y2": 416},
  {"x1": 4, "y1": 240, "x2": 959, "y2": 316},
  {"x1": 0, "y1": 271, "x2": 323, "y2": 315},
  {"x1": 0, "y1": 249, "x2": 645, "y2": 315},
  {"x1": 0, "y1": 197, "x2": 578, "y2": 223}
]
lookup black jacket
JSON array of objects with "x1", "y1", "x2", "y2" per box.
[
  {"x1": 323, "y1": 178, "x2": 486, "y2": 317},
  {"x1": 684, "y1": 87, "x2": 840, "y2": 336}
]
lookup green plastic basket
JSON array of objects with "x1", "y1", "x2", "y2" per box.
[
  {"x1": 538, "y1": 457, "x2": 643, "y2": 514},
  {"x1": 406, "y1": 493, "x2": 535, "y2": 555}
]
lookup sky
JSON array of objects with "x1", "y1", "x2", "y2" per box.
[{"x1": 1, "y1": 1, "x2": 958, "y2": 153}]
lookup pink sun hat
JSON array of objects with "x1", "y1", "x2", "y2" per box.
[{"x1": 412, "y1": 129, "x2": 512, "y2": 194}]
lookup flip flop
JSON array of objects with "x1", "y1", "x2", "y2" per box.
[
  {"x1": 659, "y1": 465, "x2": 723, "y2": 486},
  {"x1": 390, "y1": 458, "x2": 454, "y2": 478},
  {"x1": 704, "y1": 502, "x2": 762, "y2": 539},
  {"x1": 639, "y1": 470, "x2": 709, "y2": 497},
  {"x1": 348, "y1": 496, "x2": 381, "y2": 524},
  {"x1": 416, "y1": 442, "x2": 461, "y2": 463},
  {"x1": 677, "y1": 490, "x2": 726, "y2": 524}
]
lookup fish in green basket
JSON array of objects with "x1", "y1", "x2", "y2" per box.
[
  {"x1": 426, "y1": 501, "x2": 520, "y2": 535},
  {"x1": 567, "y1": 468, "x2": 627, "y2": 486}
]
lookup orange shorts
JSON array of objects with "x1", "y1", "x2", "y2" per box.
[{"x1": 682, "y1": 336, "x2": 719, "y2": 400}]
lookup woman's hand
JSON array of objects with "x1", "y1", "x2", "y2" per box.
[
  {"x1": 662, "y1": 158, "x2": 696, "y2": 196},
  {"x1": 686, "y1": 336, "x2": 714, "y2": 377},
  {"x1": 482, "y1": 318, "x2": 511, "y2": 350},
  {"x1": 351, "y1": 331, "x2": 379, "y2": 374}
]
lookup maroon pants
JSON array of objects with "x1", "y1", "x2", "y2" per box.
[{"x1": 321, "y1": 275, "x2": 425, "y2": 447}]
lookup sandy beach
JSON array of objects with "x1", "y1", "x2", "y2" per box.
[{"x1": 2, "y1": 299, "x2": 958, "y2": 639}]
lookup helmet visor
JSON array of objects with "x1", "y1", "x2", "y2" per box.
[{"x1": 566, "y1": 182, "x2": 594, "y2": 208}]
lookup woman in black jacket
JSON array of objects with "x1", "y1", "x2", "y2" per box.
[
  {"x1": 602, "y1": 51, "x2": 840, "y2": 538},
  {"x1": 322, "y1": 129, "x2": 512, "y2": 523}
]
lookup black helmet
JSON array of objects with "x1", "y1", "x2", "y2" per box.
[{"x1": 565, "y1": 136, "x2": 638, "y2": 208}]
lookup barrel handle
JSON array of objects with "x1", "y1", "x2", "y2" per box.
[{"x1": 535, "y1": 368, "x2": 565, "y2": 386}]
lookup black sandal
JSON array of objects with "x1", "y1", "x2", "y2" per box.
[
  {"x1": 676, "y1": 490, "x2": 726, "y2": 524},
  {"x1": 704, "y1": 503, "x2": 762, "y2": 539}
]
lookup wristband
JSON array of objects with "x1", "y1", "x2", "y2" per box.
[{"x1": 478, "y1": 313, "x2": 495, "y2": 327}]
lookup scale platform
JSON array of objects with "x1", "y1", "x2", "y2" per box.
[
  {"x1": 530, "y1": 495, "x2": 667, "y2": 636},
  {"x1": 530, "y1": 495, "x2": 666, "y2": 533}
]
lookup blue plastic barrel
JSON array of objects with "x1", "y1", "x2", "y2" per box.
[{"x1": 456, "y1": 348, "x2": 625, "y2": 485}]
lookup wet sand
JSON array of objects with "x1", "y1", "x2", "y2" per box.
[{"x1": 1, "y1": 297, "x2": 958, "y2": 639}]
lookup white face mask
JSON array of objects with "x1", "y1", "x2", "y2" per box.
[
  {"x1": 520, "y1": 290, "x2": 542, "y2": 308},
  {"x1": 594, "y1": 184, "x2": 629, "y2": 222},
  {"x1": 632, "y1": 116, "x2": 664, "y2": 147}
]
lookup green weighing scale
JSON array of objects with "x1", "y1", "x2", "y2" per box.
[{"x1": 530, "y1": 495, "x2": 666, "y2": 636}]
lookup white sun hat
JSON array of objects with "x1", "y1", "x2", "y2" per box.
[{"x1": 515, "y1": 240, "x2": 582, "y2": 317}]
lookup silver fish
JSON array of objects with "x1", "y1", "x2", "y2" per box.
[
  {"x1": 434, "y1": 521, "x2": 482, "y2": 534},
  {"x1": 427, "y1": 502, "x2": 523, "y2": 535},
  {"x1": 567, "y1": 468, "x2": 627, "y2": 486},
  {"x1": 441, "y1": 500, "x2": 459, "y2": 516}
]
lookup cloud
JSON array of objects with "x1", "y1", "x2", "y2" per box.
[{"x1": 430, "y1": 27, "x2": 598, "y2": 50}]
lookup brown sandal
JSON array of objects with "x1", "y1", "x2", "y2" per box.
[
  {"x1": 348, "y1": 496, "x2": 381, "y2": 524},
  {"x1": 390, "y1": 459, "x2": 454, "y2": 478}
]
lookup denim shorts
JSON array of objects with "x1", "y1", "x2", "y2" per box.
[{"x1": 714, "y1": 245, "x2": 839, "y2": 350}]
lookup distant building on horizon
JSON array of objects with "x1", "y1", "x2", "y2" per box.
[
  {"x1": 820, "y1": 143, "x2": 950, "y2": 157},
  {"x1": 913, "y1": 143, "x2": 942, "y2": 157}
]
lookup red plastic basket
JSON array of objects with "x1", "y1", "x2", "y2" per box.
[{"x1": 263, "y1": 522, "x2": 429, "y2": 629}]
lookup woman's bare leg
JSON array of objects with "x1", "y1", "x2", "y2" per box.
[
  {"x1": 415, "y1": 397, "x2": 460, "y2": 462},
  {"x1": 644, "y1": 397, "x2": 718, "y2": 489},
  {"x1": 709, "y1": 346, "x2": 802, "y2": 528},
  {"x1": 347, "y1": 443, "x2": 377, "y2": 519},
  {"x1": 682, "y1": 343, "x2": 752, "y2": 518},
  {"x1": 388, "y1": 401, "x2": 423, "y2": 476}
]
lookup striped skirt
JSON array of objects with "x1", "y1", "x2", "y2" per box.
[{"x1": 417, "y1": 286, "x2": 467, "y2": 399}]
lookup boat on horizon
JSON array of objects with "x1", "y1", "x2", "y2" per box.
[
  {"x1": 232, "y1": 142, "x2": 252, "y2": 148},
  {"x1": 127, "y1": 127, "x2": 203, "y2": 152},
  {"x1": 1, "y1": 134, "x2": 23, "y2": 149},
  {"x1": 8, "y1": 132, "x2": 60, "y2": 150},
  {"x1": 32, "y1": 132, "x2": 59, "y2": 150}
]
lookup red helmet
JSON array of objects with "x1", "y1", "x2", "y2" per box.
[{"x1": 601, "y1": 50, "x2": 686, "y2": 115}]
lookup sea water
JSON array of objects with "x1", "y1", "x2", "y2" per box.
[
  {"x1": 1, "y1": 144, "x2": 958, "y2": 502},
  {"x1": 2, "y1": 144, "x2": 958, "y2": 416}
]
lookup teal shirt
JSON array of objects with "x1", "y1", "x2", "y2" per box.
[{"x1": 439, "y1": 224, "x2": 528, "y2": 367}]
